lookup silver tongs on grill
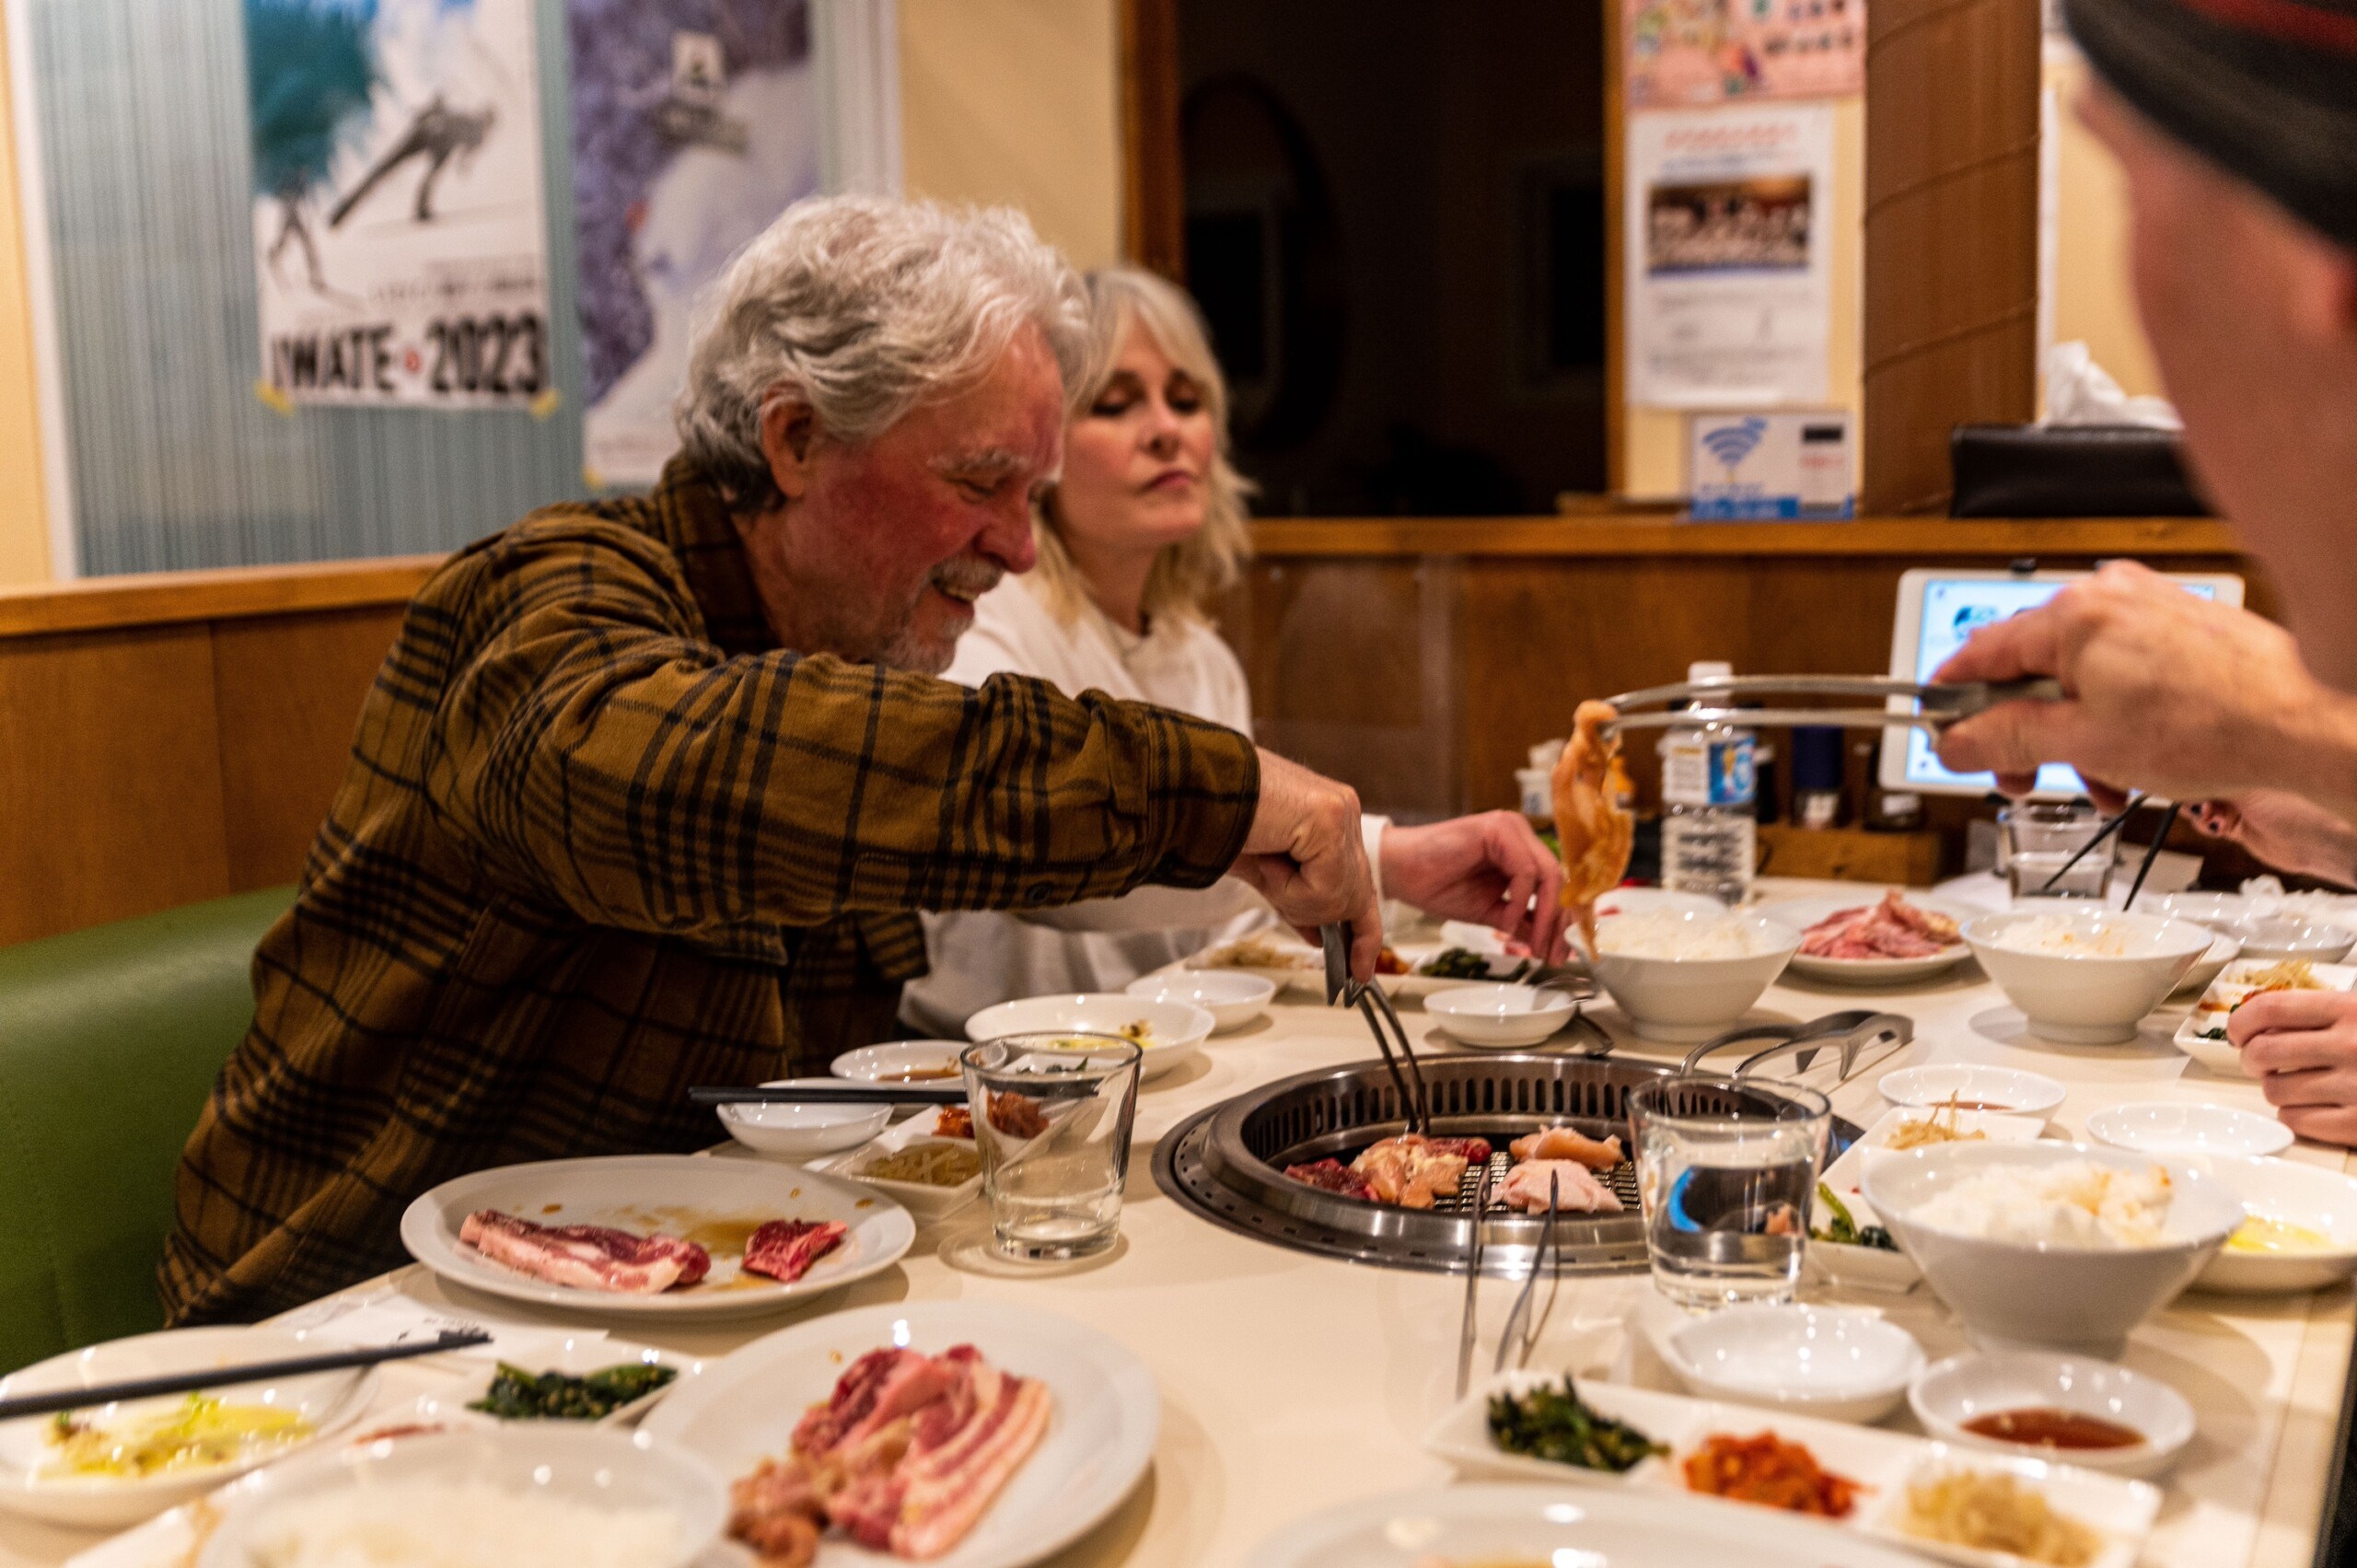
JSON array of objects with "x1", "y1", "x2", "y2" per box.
[
  {"x1": 1322, "y1": 922, "x2": 1431, "y2": 1134},
  {"x1": 1599, "y1": 674, "x2": 2063, "y2": 736}
]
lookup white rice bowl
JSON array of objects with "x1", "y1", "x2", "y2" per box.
[{"x1": 1587, "y1": 908, "x2": 1800, "y2": 1043}]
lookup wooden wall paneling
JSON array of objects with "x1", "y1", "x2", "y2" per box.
[
  {"x1": 1118, "y1": 0, "x2": 1186, "y2": 277},
  {"x1": 0, "y1": 628, "x2": 232, "y2": 945},
  {"x1": 211, "y1": 607, "x2": 401, "y2": 890}
]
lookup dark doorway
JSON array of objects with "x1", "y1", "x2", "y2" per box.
[{"x1": 1171, "y1": 0, "x2": 1608, "y2": 516}]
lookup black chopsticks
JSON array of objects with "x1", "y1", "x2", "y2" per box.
[
  {"x1": 0, "y1": 1330, "x2": 492, "y2": 1423},
  {"x1": 2036, "y1": 792, "x2": 2148, "y2": 894}
]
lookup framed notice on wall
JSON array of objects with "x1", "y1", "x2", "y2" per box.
[
  {"x1": 248, "y1": 0, "x2": 552, "y2": 408},
  {"x1": 1624, "y1": 0, "x2": 1865, "y2": 109},
  {"x1": 1624, "y1": 101, "x2": 1835, "y2": 410}
]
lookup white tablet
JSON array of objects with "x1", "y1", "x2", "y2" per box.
[{"x1": 1880, "y1": 566, "x2": 2247, "y2": 798}]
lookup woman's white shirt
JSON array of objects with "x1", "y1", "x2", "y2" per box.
[{"x1": 900, "y1": 574, "x2": 1386, "y2": 1034}]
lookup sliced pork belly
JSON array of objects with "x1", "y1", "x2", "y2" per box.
[
  {"x1": 1499, "y1": 1159, "x2": 1622, "y2": 1214},
  {"x1": 457, "y1": 1209, "x2": 710, "y2": 1293}
]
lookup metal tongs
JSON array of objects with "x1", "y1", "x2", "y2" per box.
[
  {"x1": 1322, "y1": 922, "x2": 1432, "y2": 1133},
  {"x1": 1599, "y1": 674, "x2": 2064, "y2": 736},
  {"x1": 1495, "y1": 1171, "x2": 1561, "y2": 1377},
  {"x1": 1680, "y1": 1009, "x2": 1914, "y2": 1085}
]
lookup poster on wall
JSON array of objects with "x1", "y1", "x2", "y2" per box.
[
  {"x1": 1623, "y1": 0, "x2": 1864, "y2": 109},
  {"x1": 1625, "y1": 102, "x2": 1835, "y2": 409},
  {"x1": 569, "y1": 0, "x2": 820, "y2": 487},
  {"x1": 249, "y1": 0, "x2": 552, "y2": 408}
]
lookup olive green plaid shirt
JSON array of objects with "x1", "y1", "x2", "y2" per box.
[{"x1": 161, "y1": 457, "x2": 1260, "y2": 1324}]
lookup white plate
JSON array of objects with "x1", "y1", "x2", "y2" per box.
[
  {"x1": 2173, "y1": 958, "x2": 2357, "y2": 1076},
  {"x1": 808, "y1": 1105, "x2": 985, "y2": 1218},
  {"x1": 1908, "y1": 1350, "x2": 2195, "y2": 1480},
  {"x1": 0, "y1": 1327, "x2": 380, "y2": 1528},
  {"x1": 642, "y1": 1300, "x2": 1157, "y2": 1568},
  {"x1": 2221, "y1": 914, "x2": 2357, "y2": 962},
  {"x1": 716, "y1": 1078, "x2": 891, "y2": 1158},
  {"x1": 1123, "y1": 969, "x2": 1275, "y2": 1031},
  {"x1": 963, "y1": 993, "x2": 1213, "y2": 1081},
  {"x1": 1656, "y1": 1301, "x2": 1923, "y2": 1423},
  {"x1": 1181, "y1": 934, "x2": 1321, "y2": 993},
  {"x1": 1878, "y1": 1064, "x2": 2066, "y2": 1116},
  {"x1": 829, "y1": 1040, "x2": 966, "y2": 1085},
  {"x1": 2085, "y1": 1100, "x2": 2293, "y2": 1157},
  {"x1": 194, "y1": 1425, "x2": 724, "y2": 1568},
  {"x1": 2190, "y1": 1154, "x2": 2357, "y2": 1294},
  {"x1": 400, "y1": 1155, "x2": 915, "y2": 1320},
  {"x1": 1245, "y1": 1481, "x2": 1935, "y2": 1568},
  {"x1": 1762, "y1": 893, "x2": 1978, "y2": 986},
  {"x1": 1422, "y1": 1374, "x2": 2156, "y2": 1568}
]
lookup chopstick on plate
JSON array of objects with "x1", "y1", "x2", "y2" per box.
[
  {"x1": 691, "y1": 1084, "x2": 968, "y2": 1108},
  {"x1": 0, "y1": 1330, "x2": 492, "y2": 1423}
]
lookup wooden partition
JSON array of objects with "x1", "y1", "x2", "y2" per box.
[{"x1": 0, "y1": 559, "x2": 436, "y2": 946}]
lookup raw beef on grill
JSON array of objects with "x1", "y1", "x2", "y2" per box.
[
  {"x1": 458, "y1": 1210, "x2": 711, "y2": 1293},
  {"x1": 1283, "y1": 1157, "x2": 1377, "y2": 1202},
  {"x1": 742, "y1": 1219, "x2": 847, "y2": 1283},
  {"x1": 726, "y1": 1343, "x2": 1053, "y2": 1563}
]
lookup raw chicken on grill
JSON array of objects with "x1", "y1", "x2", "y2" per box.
[
  {"x1": 1499, "y1": 1159, "x2": 1623, "y2": 1214},
  {"x1": 1797, "y1": 889, "x2": 1961, "y2": 959},
  {"x1": 1551, "y1": 700, "x2": 1637, "y2": 950},
  {"x1": 1349, "y1": 1134, "x2": 1492, "y2": 1210},
  {"x1": 1506, "y1": 1125, "x2": 1625, "y2": 1170}
]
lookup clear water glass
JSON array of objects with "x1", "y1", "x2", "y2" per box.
[
  {"x1": 959, "y1": 1034, "x2": 1142, "y2": 1262},
  {"x1": 2003, "y1": 801, "x2": 2115, "y2": 900},
  {"x1": 1628, "y1": 1074, "x2": 1830, "y2": 1310}
]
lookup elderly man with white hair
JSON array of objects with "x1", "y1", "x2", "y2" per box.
[{"x1": 160, "y1": 196, "x2": 1397, "y2": 1324}]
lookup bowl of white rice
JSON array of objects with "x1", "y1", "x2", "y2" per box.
[
  {"x1": 197, "y1": 1426, "x2": 724, "y2": 1568},
  {"x1": 1863, "y1": 1141, "x2": 2241, "y2": 1357},
  {"x1": 1961, "y1": 910, "x2": 2214, "y2": 1044},
  {"x1": 1587, "y1": 907, "x2": 1802, "y2": 1043}
]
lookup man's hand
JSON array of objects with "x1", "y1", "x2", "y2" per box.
[
  {"x1": 1933, "y1": 561, "x2": 2353, "y2": 802},
  {"x1": 1378, "y1": 813, "x2": 1573, "y2": 964},
  {"x1": 1228, "y1": 748, "x2": 1383, "y2": 979},
  {"x1": 2230, "y1": 989, "x2": 2357, "y2": 1147},
  {"x1": 2191, "y1": 790, "x2": 2357, "y2": 887}
]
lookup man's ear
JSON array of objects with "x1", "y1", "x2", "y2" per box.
[{"x1": 759, "y1": 392, "x2": 819, "y2": 503}]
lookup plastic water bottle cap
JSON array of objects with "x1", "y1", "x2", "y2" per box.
[{"x1": 1687, "y1": 659, "x2": 1734, "y2": 683}]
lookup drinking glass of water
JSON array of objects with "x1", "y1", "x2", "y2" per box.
[
  {"x1": 1628, "y1": 1074, "x2": 1830, "y2": 1310},
  {"x1": 959, "y1": 1034, "x2": 1142, "y2": 1262},
  {"x1": 2003, "y1": 800, "x2": 2116, "y2": 900}
]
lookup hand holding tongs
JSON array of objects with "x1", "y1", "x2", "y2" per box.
[
  {"x1": 1323, "y1": 922, "x2": 1431, "y2": 1134},
  {"x1": 1599, "y1": 674, "x2": 2064, "y2": 736}
]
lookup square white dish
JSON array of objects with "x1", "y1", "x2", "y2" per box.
[{"x1": 808, "y1": 1105, "x2": 984, "y2": 1218}]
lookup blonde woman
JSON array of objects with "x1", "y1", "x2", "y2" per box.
[{"x1": 903, "y1": 268, "x2": 1566, "y2": 1032}]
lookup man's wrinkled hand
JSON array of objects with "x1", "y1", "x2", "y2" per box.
[
  {"x1": 2230, "y1": 989, "x2": 2357, "y2": 1148},
  {"x1": 1933, "y1": 560, "x2": 2338, "y2": 801},
  {"x1": 1378, "y1": 812, "x2": 1573, "y2": 964},
  {"x1": 1228, "y1": 748, "x2": 1383, "y2": 980}
]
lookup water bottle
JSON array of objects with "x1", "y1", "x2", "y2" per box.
[{"x1": 1659, "y1": 660, "x2": 1758, "y2": 904}]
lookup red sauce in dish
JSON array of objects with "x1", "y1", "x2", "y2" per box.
[{"x1": 1960, "y1": 1407, "x2": 2142, "y2": 1450}]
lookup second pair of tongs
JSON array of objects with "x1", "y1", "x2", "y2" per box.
[
  {"x1": 1680, "y1": 1009, "x2": 1913, "y2": 1084},
  {"x1": 1600, "y1": 674, "x2": 2063, "y2": 735},
  {"x1": 1323, "y1": 923, "x2": 1431, "y2": 1133}
]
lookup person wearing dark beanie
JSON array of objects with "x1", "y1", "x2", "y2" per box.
[{"x1": 1932, "y1": 0, "x2": 2357, "y2": 1150}]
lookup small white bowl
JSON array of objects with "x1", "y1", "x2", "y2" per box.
[
  {"x1": 963, "y1": 993, "x2": 1214, "y2": 1081},
  {"x1": 1422, "y1": 984, "x2": 1579, "y2": 1048},
  {"x1": 1878, "y1": 1064, "x2": 2067, "y2": 1116},
  {"x1": 2172, "y1": 1025, "x2": 2251, "y2": 1079},
  {"x1": 1908, "y1": 1350, "x2": 2196, "y2": 1479},
  {"x1": 714, "y1": 1078, "x2": 891, "y2": 1158},
  {"x1": 2142, "y1": 890, "x2": 2256, "y2": 932},
  {"x1": 1962, "y1": 910, "x2": 2213, "y2": 1045},
  {"x1": 2172, "y1": 933, "x2": 2244, "y2": 997},
  {"x1": 1124, "y1": 969, "x2": 1276, "y2": 1032},
  {"x1": 2222, "y1": 914, "x2": 2357, "y2": 963},
  {"x1": 2192, "y1": 1155, "x2": 2357, "y2": 1294},
  {"x1": 196, "y1": 1426, "x2": 725, "y2": 1568},
  {"x1": 829, "y1": 1040, "x2": 964, "y2": 1085},
  {"x1": 1660, "y1": 1302, "x2": 1923, "y2": 1423},
  {"x1": 0, "y1": 1327, "x2": 380, "y2": 1527},
  {"x1": 1588, "y1": 909, "x2": 1801, "y2": 1043},
  {"x1": 2084, "y1": 1101, "x2": 2292, "y2": 1158},
  {"x1": 1862, "y1": 1141, "x2": 2243, "y2": 1357}
]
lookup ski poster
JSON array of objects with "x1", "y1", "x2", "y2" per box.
[
  {"x1": 568, "y1": 1, "x2": 820, "y2": 487},
  {"x1": 248, "y1": 0, "x2": 552, "y2": 409}
]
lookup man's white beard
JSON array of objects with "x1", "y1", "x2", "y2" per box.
[{"x1": 877, "y1": 557, "x2": 1004, "y2": 674}]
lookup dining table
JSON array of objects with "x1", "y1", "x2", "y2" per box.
[{"x1": 6, "y1": 876, "x2": 2351, "y2": 1568}]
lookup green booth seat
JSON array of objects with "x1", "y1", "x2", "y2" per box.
[{"x1": 0, "y1": 886, "x2": 293, "y2": 1373}]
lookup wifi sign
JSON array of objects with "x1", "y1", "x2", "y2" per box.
[{"x1": 1701, "y1": 416, "x2": 1769, "y2": 479}]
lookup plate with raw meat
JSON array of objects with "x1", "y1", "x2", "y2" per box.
[
  {"x1": 1762, "y1": 891, "x2": 1980, "y2": 986},
  {"x1": 642, "y1": 1300, "x2": 1157, "y2": 1568},
  {"x1": 399, "y1": 1156, "x2": 916, "y2": 1320}
]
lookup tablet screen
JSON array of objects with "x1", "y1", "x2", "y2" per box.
[{"x1": 1898, "y1": 575, "x2": 2225, "y2": 796}]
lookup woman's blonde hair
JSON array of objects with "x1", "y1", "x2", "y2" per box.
[{"x1": 1029, "y1": 267, "x2": 1254, "y2": 627}]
